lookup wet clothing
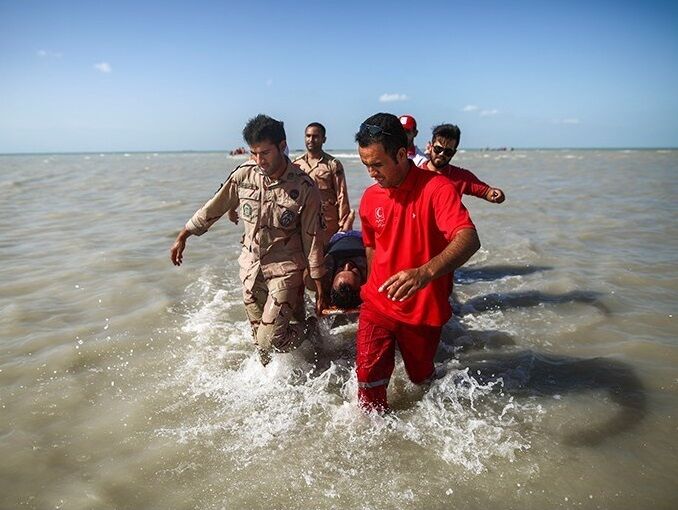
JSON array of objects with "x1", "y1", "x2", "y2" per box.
[
  {"x1": 357, "y1": 162, "x2": 475, "y2": 410},
  {"x1": 356, "y1": 302, "x2": 442, "y2": 411},
  {"x1": 185, "y1": 159, "x2": 326, "y2": 354},
  {"x1": 407, "y1": 145, "x2": 428, "y2": 167},
  {"x1": 419, "y1": 162, "x2": 490, "y2": 199},
  {"x1": 243, "y1": 273, "x2": 306, "y2": 355},
  {"x1": 293, "y1": 152, "x2": 351, "y2": 244},
  {"x1": 327, "y1": 230, "x2": 365, "y2": 278},
  {"x1": 313, "y1": 230, "x2": 367, "y2": 300}
]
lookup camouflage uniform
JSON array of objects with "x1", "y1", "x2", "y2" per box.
[
  {"x1": 293, "y1": 151, "x2": 350, "y2": 245},
  {"x1": 185, "y1": 160, "x2": 326, "y2": 360}
]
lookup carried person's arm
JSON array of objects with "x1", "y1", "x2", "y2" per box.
[
  {"x1": 365, "y1": 246, "x2": 374, "y2": 279},
  {"x1": 313, "y1": 278, "x2": 327, "y2": 315},
  {"x1": 379, "y1": 228, "x2": 480, "y2": 301}
]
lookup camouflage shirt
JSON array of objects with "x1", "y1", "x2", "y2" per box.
[
  {"x1": 293, "y1": 151, "x2": 350, "y2": 238},
  {"x1": 186, "y1": 160, "x2": 326, "y2": 291}
]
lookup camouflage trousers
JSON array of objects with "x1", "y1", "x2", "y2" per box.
[{"x1": 243, "y1": 272, "x2": 307, "y2": 363}]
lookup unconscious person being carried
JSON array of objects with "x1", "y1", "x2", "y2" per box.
[{"x1": 306, "y1": 210, "x2": 367, "y2": 315}]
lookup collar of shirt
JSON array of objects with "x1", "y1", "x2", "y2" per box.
[
  {"x1": 256, "y1": 158, "x2": 294, "y2": 188},
  {"x1": 387, "y1": 160, "x2": 418, "y2": 197},
  {"x1": 299, "y1": 151, "x2": 328, "y2": 171}
]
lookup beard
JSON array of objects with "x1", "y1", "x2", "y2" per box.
[{"x1": 430, "y1": 156, "x2": 450, "y2": 169}]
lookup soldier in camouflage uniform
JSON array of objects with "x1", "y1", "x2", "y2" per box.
[
  {"x1": 293, "y1": 122, "x2": 351, "y2": 247},
  {"x1": 170, "y1": 114, "x2": 327, "y2": 365}
]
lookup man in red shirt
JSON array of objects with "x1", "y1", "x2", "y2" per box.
[
  {"x1": 355, "y1": 113, "x2": 481, "y2": 412},
  {"x1": 398, "y1": 114, "x2": 428, "y2": 167},
  {"x1": 421, "y1": 123, "x2": 505, "y2": 203}
]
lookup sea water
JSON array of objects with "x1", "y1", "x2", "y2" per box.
[{"x1": 0, "y1": 149, "x2": 676, "y2": 509}]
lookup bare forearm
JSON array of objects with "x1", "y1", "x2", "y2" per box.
[
  {"x1": 378, "y1": 228, "x2": 480, "y2": 301},
  {"x1": 170, "y1": 227, "x2": 193, "y2": 266},
  {"x1": 366, "y1": 246, "x2": 374, "y2": 279},
  {"x1": 420, "y1": 228, "x2": 480, "y2": 281}
]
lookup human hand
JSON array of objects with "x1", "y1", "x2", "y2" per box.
[
  {"x1": 315, "y1": 287, "x2": 328, "y2": 315},
  {"x1": 378, "y1": 267, "x2": 431, "y2": 301},
  {"x1": 487, "y1": 188, "x2": 505, "y2": 203},
  {"x1": 170, "y1": 229, "x2": 190, "y2": 266},
  {"x1": 227, "y1": 209, "x2": 239, "y2": 224}
]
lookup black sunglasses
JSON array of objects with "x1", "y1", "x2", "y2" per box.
[
  {"x1": 359, "y1": 123, "x2": 392, "y2": 136},
  {"x1": 432, "y1": 145, "x2": 457, "y2": 158}
]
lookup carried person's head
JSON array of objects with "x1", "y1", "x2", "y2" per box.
[
  {"x1": 330, "y1": 261, "x2": 363, "y2": 309},
  {"x1": 429, "y1": 123, "x2": 461, "y2": 169},
  {"x1": 355, "y1": 113, "x2": 409, "y2": 188},
  {"x1": 242, "y1": 114, "x2": 288, "y2": 175}
]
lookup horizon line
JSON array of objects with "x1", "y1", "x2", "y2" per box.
[{"x1": 1, "y1": 146, "x2": 677, "y2": 157}]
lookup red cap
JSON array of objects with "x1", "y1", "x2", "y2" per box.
[{"x1": 399, "y1": 114, "x2": 417, "y2": 132}]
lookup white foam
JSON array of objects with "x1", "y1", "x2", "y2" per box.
[
  {"x1": 156, "y1": 262, "x2": 540, "y2": 474},
  {"x1": 328, "y1": 152, "x2": 361, "y2": 159}
]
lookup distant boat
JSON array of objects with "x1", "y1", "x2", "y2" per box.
[
  {"x1": 481, "y1": 147, "x2": 514, "y2": 151},
  {"x1": 229, "y1": 147, "x2": 247, "y2": 156}
]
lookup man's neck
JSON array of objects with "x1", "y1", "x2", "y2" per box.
[
  {"x1": 425, "y1": 160, "x2": 444, "y2": 173},
  {"x1": 268, "y1": 158, "x2": 288, "y2": 181},
  {"x1": 306, "y1": 149, "x2": 323, "y2": 161},
  {"x1": 392, "y1": 160, "x2": 412, "y2": 188}
]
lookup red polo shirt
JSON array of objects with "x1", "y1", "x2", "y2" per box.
[
  {"x1": 419, "y1": 162, "x2": 490, "y2": 199},
  {"x1": 359, "y1": 163, "x2": 476, "y2": 326}
]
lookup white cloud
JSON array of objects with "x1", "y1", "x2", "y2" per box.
[
  {"x1": 552, "y1": 118, "x2": 581, "y2": 125},
  {"x1": 463, "y1": 104, "x2": 499, "y2": 116},
  {"x1": 94, "y1": 62, "x2": 112, "y2": 74},
  {"x1": 379, "y1": 93, "x2": 409, "y2": 103},
  {"x1": 480, "y1": 109, "x2": 499, "y2": 117},
  {"x1": 37, "y1": 49, "x2": 62, "y2": 59}
]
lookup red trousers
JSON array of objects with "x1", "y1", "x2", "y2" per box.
[{"x1": 356, "y1": 303, "x2": 442, "y2": 411}]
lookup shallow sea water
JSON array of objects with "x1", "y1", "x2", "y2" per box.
[{"x1": 1, "y1": 149, "x2": 677, "y2": 509}]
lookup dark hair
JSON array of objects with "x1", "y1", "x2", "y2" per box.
[
  {"x1": 242, "y1": 114, "x2": 286, "y2": 146},
  {"x1": 330, "y1": 283, "x2": 362, "y2": 309},
  {"x1": 431, "y1": 123, "x2": 461, "y2": 146},
  {"x1": 306, "y1": 122, "x2": 326, "y2": 138},
  {"x1": 355, "y1": 113, "x2": 407, "y2": 162}
]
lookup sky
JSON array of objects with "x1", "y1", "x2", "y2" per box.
[{"x1": 1, "y1": 0, "x2": 677, "y2": 153}]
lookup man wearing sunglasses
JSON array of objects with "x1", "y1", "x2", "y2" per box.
[
  {"x1": 354, "y1": 113, "x2": 481, "y2": 412},
  {"x1": 170, "y1": 114, "x2": 327, "y2": 366},
  {"x1": 422, "y1": 124, "x2": 505, "y2": 204}
]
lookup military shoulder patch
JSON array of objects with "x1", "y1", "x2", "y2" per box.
[
  {"x1": 280, "y1": 209, "x2": 296, "y2": 227},
  {"x1": 242, "y1": 202, "x2": 253, "y2": 218}
]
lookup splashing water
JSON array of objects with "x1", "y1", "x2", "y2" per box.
[{"x1": 156, "y1": 271, "x2": 539, "y2": 478}]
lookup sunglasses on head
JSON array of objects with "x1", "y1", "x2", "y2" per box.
[
  {"x1": 432, "y1": 145, "x2": 457, "y2": 158},
  {"x1": 359, "y1": 123, "x2": 392, "y2": 137}
]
